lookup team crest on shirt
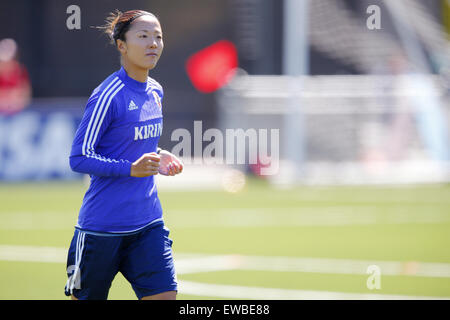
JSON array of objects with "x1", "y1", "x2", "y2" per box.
[{"x1": 152, "y1": 91, "x2": 162, "y2": 109}]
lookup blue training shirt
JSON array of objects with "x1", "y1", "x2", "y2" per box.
[{"x1": 70, "y1": 66, "x2": 164, "y2": 233}]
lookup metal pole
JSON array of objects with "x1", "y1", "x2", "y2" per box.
[
  {"x1": 281, "y1": 0, "x2": 309, "y2": 185},
  {"x1": 283, "y1": 0, "x2": 309, "y2": 76}
]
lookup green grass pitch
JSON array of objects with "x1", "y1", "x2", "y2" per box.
[{"x1": 0, "y1": 179, "x2": 449, "y2": 299}]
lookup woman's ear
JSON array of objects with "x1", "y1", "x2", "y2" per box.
[{"x1": 116, "y1": 39, "x2": 127, "y2": 55}]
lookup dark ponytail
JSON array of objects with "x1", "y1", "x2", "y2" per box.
[{"x1": 97, "y1": 9, "x2": 158, "y2": 45}]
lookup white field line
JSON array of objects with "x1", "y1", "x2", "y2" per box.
[
  {"x1": 0, "y1": 245, "x2": 67, "y2": 263},
  {"x1": 175, "y1": 254, "x2": 450, "y2": 278},
  {"x1": 1, "y1": 245, "x2": 449, "y2": 300},
  {"x1": 1, "y1": 245, "x2": 449, "y2": 278},
  {"x1": 178, "y1": 280, "x2": 449, "y2": 300}
]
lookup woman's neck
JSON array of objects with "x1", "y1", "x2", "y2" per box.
[{"x1": 121, "y1": 59, "x2": 148, "y2": 83}]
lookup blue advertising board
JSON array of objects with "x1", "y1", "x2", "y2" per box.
[{"x1": 0, "y1": 109, "x2": 82, "y2": 181}]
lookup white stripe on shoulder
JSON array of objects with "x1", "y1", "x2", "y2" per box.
[
  {"x1": 85, "y1": 79, "x2": 123, "y2": 156},
  {"x1": 82, "y1": 77, "x2": 119, "y2": 156},
  {"x1": 146, "y1": 78, "x2": 162, "y2": 91},
  {"x1": 147, "y1": 77, "x2": 161, "y2": 86},
  {"x1": 89, "y1": 82, "x2": 125, "y2": 154}
]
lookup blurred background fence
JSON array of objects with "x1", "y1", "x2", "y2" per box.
[
  {"x1": 218, "y1": 74, "x2": 450, "y2": 185},
  {"x1": 1, "y1": 0, "x2": 449, "y2": 185}
]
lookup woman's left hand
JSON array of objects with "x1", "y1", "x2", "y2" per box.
[{"x1": 158, "y1": 150, "x2": 184, "y2": 176}]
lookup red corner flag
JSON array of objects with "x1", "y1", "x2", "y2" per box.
[{"x1": 185, "y1": 40, "x2": 238, "y2": 93}]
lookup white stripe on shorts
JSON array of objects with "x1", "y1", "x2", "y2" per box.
[{"x1": 69, "y1": 231, "x2": 85, "y2": 294}]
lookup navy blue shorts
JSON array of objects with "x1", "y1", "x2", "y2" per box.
[{"x1": 64, "y1": 221, "x2": 177, "y2": 300}]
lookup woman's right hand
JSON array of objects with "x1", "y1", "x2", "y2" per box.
[{"x1": 130, "y1": 152, "x2": 160, "y2": 177}]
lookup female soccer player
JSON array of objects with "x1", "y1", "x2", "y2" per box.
[{"x1": 64, "y1": 9, "x2": 183, "y2": 300}]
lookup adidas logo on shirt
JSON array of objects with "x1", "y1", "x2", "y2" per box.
[{"x1": 128, "y1": 100, "x2": 138, "y2": 111}]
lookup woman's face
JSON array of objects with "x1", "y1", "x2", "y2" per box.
[{"x1": 118, "y1": 15, "x2": 164, "y2": 71}]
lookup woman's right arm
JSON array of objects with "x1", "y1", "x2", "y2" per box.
[
  {"x1": 70, "y1": 91, "x2": 161, "y2": 178},
  {"x1": 69, "y1": 93, "x2": 132, "y2": 177}
]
